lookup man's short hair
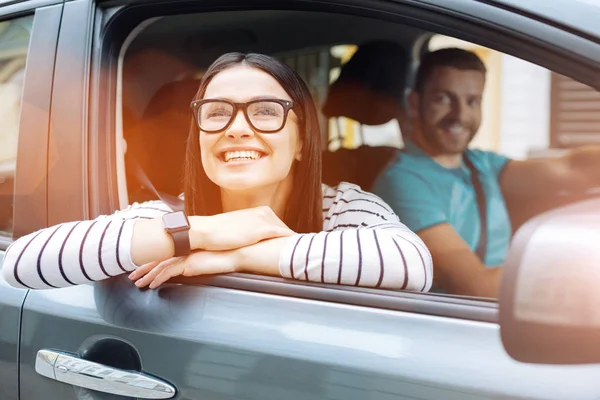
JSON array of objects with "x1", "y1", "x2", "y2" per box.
[{"x1": 414, "y1": 48, "x2": 487, "y2": 94}]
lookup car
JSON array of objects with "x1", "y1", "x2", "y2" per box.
[{"x1": 2, "y1": 0, "x2": 600, "y2": 399}]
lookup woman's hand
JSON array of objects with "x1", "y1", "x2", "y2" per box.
[
  {"x1": 190, "y1": 206, "x2": 295, "y2": 251},
  {"x1": 128, "y1": 235, "x2": 292, "y2": 289},
  {"x1": 129, "y1": 250, "x2": 238, "y2": 289}
]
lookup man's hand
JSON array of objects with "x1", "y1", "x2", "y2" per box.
[
  {"x1": 501, "y1": 145, "x2": 600, "y2": 204},
  {"x1": 418, "y1": 223, "x2": 501, "y2": 298}
]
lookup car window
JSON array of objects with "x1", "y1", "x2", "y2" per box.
[
  {"x1": 112, "y1": 9, "x2": 600, "y2": 301},
  {"x1": 0, "y1": 15, "x2": 33, "y2": 238},
  {"x1": 427, "y1": 34, "x2": 600, "y2": 227},
  {"x1": 428, "y1": 34, "x2": 600, "y2": 159}
]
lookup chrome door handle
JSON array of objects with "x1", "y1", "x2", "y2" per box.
[{"x1": 35, "y1": 349, "x2": 176, "y2": 399}]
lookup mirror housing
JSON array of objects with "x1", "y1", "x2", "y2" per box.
[{"x1": 500, "y1": 198, "x2": 600, "y2": 364}]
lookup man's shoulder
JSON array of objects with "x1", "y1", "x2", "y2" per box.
[
  {"x1": 386, "y1": 149, "x2": 429, "y2": 169},
  {"x1": 374, "y1": 150, "x2": 441, "y2": 188},
  {"x1": 465, "y1": 148, "x2": 501, "y2": 160},
  {"x1": 465, "y1": 148, "x2": 510, "y2": 176}
]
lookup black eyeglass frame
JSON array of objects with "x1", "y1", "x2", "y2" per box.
[{"x1": 190, "y1": 98, "x2": 298, "y2": 133}]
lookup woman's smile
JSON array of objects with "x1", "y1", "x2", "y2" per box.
[{"x1": 217, "y1": 147, "x2": 268, "y2": 164}]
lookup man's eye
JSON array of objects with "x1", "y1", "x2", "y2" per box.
[{"x1": 433, "y1": 94, "x2": 451, "y2": 104}]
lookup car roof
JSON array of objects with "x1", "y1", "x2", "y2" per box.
[{"x1": 483, "y1": 0, "x2": 600, "y2": 42}]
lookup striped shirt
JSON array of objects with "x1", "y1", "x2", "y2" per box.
[{"x1": 1, "y1": 182, "x2": 432, "y2": 291}]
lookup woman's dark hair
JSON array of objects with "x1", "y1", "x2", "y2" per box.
[{"x1": 183, "y1": 52, "x2": 323, "y2": 233}]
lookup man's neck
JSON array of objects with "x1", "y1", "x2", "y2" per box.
[
  {"x1": 411, "y1": 131, "x2": 463, "y2": 169},
  {"x1": 432, "y1": 153, "x2": 463, "y2": 169}
]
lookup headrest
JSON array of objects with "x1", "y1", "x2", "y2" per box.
[
  {"x1": 322, "y1": 41, "x2": 409, "y2": 126},
  {"x1": 143, "y1": 78, "x2": 201, "y2": 121}
]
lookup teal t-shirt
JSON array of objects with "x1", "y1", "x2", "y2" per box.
[{"x1": 372, "y1": 142, "x2": 511, "y2": 267}]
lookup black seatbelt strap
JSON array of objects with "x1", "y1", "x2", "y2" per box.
[
  {"x1": 129, "y1": 158, "x2": 185, "y2": 213},
  {"x1": 463, "y1": 155, "x2": 487, "y2": 263}
]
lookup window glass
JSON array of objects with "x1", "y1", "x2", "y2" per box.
[
  {"x1": 326, "y1": 44, "x2": 405, "y2": 152},
  {"x1": 117, "y1": 11, "x2": 600, "y2": 300},
  {"x1": 428, "y1": 35, "x2": 552, "y2": 160},
  {"x1": 426, "y1": 34, "x2": 600, "y2": 227},
  {"x1": 0, "y1": 15, "x2": 33, "y2": 237}
]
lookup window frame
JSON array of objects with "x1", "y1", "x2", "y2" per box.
[
  {"x1": 0, "y1": 0, "x2": 62, "y2": 250},
  {"x1": 86, "y1": 0, "x2": 600, "y2": 323}
]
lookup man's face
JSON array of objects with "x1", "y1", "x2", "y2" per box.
[{"x1": 411, "y1": 67, "x2": 485, "y2": 155}]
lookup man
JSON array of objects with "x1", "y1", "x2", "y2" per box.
[{"x1": 372, "y1": 47, "x2": 600, "y2": 298}]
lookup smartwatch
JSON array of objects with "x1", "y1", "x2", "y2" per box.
[{"x1": 162, "y1": 211, "x2": 191, "y2": 257}]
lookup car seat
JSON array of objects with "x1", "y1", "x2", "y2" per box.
[
  {"x1": 125, "y1": 78, "x2": 200, "y2": 203},
  {"x1": 321, "y1": 40, "x2": 410, "y2": 191}
]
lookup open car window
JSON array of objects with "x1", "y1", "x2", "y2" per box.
[{"x1": 114, "y1": 9, "x2": 600, "y2": 302}]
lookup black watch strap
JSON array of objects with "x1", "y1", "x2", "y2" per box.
[{"x1": 171, "y1": 229, "x2": 190, "y2": 257}]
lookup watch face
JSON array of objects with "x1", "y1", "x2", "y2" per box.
[{"x1": 163, "y1": 211, "x2": 190, "y2": 230}]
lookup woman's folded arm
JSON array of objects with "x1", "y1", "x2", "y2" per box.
[
  {"x1": 277, "y1": 183, "x2": 433, "y2": 291},
  {"x1": 278, "y1": 222, "x2": 432, "y2": 291},
  {"x1": 1, "y1": 201, "x2": 172, "y2": 289}
]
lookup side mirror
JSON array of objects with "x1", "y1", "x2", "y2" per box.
[{"x1": 500, "y1": 198, "x2": 600, "y2": 364}]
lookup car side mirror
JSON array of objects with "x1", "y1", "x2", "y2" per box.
[{"x1": 499, "y1": 198, "x2": 600, "y2": 364}]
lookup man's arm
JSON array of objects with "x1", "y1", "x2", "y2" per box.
[
  {"x1": 418, "y1": 223, "x2": 501, "y2": 298},
  {"x1": 500, "y1": 145, "x2": 600, "y2": 202},
  {"x1": 373, "y1": 167, "x2": 500, "y2": 297}
]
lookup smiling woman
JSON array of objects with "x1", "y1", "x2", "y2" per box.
[{"x1": 1, "y1": 52, "x2": 432, "y2": 292}]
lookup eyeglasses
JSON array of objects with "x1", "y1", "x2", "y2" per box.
[{"x1": 190, "y1": 99, "x2": 296, "y2": 133}]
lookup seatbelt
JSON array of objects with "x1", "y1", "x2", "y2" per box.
[
  {"x1": 129, "y1": 158, "x2": 185, "y2": 213},
  {"x1": 463, "y1": 155, "x2": 487, "y2": 263}
]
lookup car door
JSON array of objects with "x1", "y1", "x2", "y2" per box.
[
  {"x1": 0, "y1": 1, "x2": 61, "y2": 399},
  {"x1": 15, "y1": 1, "x2": 600, "y2": 400}
]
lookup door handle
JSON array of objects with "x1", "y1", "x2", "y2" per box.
[{"x1": 35, "y1": 349, "x2": 176, "y2": 399}]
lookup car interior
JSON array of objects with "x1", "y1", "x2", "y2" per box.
[
  {"x1": 119, "y1": 10, "x2": 427, "y2": 204},
  {"x1": 116, "y1": 9, "x2": 600, "y2": 298}
]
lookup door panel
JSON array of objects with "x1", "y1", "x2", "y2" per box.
[
  {"x1": 0, "y1": 3, "x2": 61, "y2": 400},
  {"x1": 0, "y1": 251, "x2": 28, "y2": 400},
  {"x1": 19, "y1": 277, "x2": 600, "y2": 400},
  {"x1": 19, "y1": 1, "x2": 600, "y2": 400},
  {"x1": 47, "y1": 0, "x2": 94, "y2": 227}
]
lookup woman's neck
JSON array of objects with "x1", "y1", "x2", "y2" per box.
[{"x1": 220, "y1": 176, "x2": 294, "y2": 219}]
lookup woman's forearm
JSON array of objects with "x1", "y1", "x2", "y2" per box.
[
  {"x1": 2, "y1": 218, "x2": 139, "y2": 289},
  {"x1": 130, "y1": 218, "x2": 175, "y2": 266},
  {"x1": 130, "y1": 216, "x2": 207, "y2": 266},
  {"x1": 235, "y1": 236, "x2": 288, "y2": 276},
  {"x1": 273, "y1": 228, "x2": 432, "y2": 291}
]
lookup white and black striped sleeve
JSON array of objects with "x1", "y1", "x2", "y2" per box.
[
  {"x1": 1, "y1": 200, "x2": 173, "y2": 289},
  {"x1": 278, "y1": 182, "x2": 433, "y2": 291}
]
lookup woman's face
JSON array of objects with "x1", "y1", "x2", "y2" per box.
[{"x1": 199, "y1": 65, "x2": 302, "y2": 193}]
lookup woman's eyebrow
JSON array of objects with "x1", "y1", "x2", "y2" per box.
[
  {"x1": 201, "y1": 95, "x2": 288, "y2": 102},
  {"x1": 248, "y1": 95, "x2": 278, "y2": 101}
]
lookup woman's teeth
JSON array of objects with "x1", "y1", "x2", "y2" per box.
[{"x1": 223, "y1": 150, "x2": 263, "y2": 162}]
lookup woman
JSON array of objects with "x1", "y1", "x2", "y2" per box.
[{"x1": 1, "y1": 53, "x2": 432, "y2": 291}]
